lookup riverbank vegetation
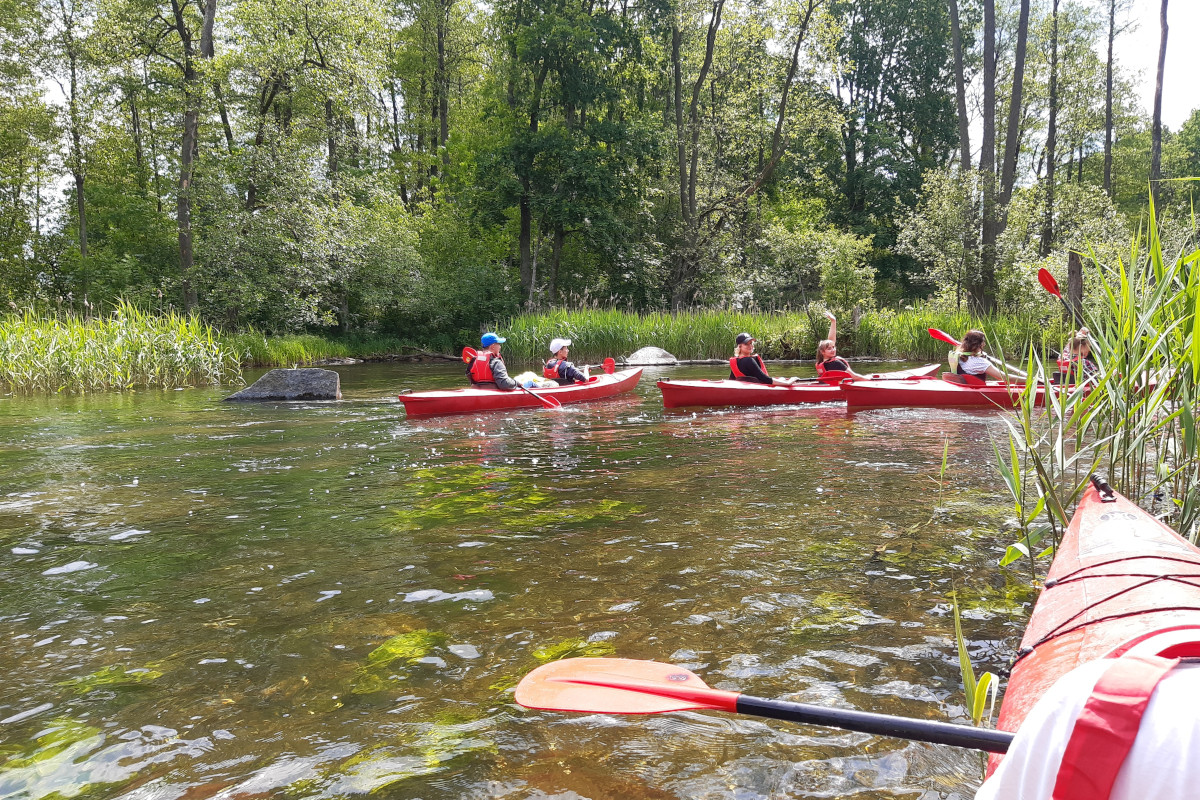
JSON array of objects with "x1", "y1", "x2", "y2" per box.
[
  {"x1": 2, "y1": 0, "x2": 1197, "y2": 346},
  {"x1": 996, "y1": 215, "x2": 1200, "y2": 575},
  {"x1": 0, "y1": 303, "x2": 240, "y2": 393},
  {"x1": 495, "y1": 306, "x2": 1074, "y2": 364}
]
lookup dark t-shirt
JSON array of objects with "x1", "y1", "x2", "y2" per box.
[
  {"x1": 820, "y1": 357, "x2": 851, "y2": 373},
  {"x1": 730, "y1": 356, "x2": 772, "y2": 385}
]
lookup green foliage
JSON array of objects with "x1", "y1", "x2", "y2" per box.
[
  {"x1": 0, "y1": 302, "x2": 242, "y2": 393},
  {"x1": 951, "y1": 594, "x2": 997, "y2": 728},
  {"x1": 996, "y1": 205, "x2": 1200, "y2": 577},
  {"x1": 497, "y1": 306, "x2": 1072, "y2": 363}
]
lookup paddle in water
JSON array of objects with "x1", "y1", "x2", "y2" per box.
[
  {"x1": 461, "y1": 346, "x2": 562, "y2": 410},
  {"x1": 516, "y1": 657, "x2": 1013, "y2": 754}
]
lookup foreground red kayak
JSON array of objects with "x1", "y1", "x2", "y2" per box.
[
  {"x1": 657, "y1": 364, "x2": 940, "y2": 408},
  {"x1": 988, "y1": 478, "x2": 1200, "y2": 775},
  {"x1": 842, "y1": 374, "x2": 1050, "y2": 409},
  {"x1": 399, "y1": 368, "x2": 643, "y2": 417}
]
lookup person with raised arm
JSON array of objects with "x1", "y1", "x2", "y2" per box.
[{"x1": 815, "y1": 311, "x2": 867, "y2": 379}]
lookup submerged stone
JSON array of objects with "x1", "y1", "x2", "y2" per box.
[
  {"x1": 625, "y1": 346, "x2": 677, "y2": 365},
  {"x1": 224, "y1": 368, "x2": 342, "y2": 402}
]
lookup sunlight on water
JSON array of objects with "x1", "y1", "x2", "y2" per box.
[{"x1": 0, "y1": 363, "x2": 1031, "y2": 799}]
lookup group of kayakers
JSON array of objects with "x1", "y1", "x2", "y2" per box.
[{"x1": 467, "y1": 316, "x2": 1096, "y2": 390}]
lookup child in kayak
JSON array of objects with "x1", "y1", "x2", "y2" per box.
[
  {"x1": 815, "y1": 311, "x2": 867, "y2": 379},
  {"x1": 949, "y1": 329, "x2": 1007, "y2": 381},
  {"x1": 1054, "y1": 328, "x2": 1098, "y2": 385},
  {"x1": 729, "y1": 333, "x2": 799, "y2": 385},
  {"x1": 466, "y1": 332, "x2": 520, "y2": 390},
  {"x1": 544, "y1": 338, "x2": 589, "y2": 385}
]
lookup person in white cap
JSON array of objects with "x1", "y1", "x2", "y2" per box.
[{"x1": 544, "y1": 338, "x2": 589, "y2": 385}]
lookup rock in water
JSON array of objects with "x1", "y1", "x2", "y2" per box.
[
  {"x1": 625, "y1": 346, "x2": 678, "y2": 365},
  {"x1": 224, "y1": 368, "x2": 342, "y2": 402}
]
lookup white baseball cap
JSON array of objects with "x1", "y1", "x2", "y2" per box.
[{"x1": 549, "y1": 338, "x2": 572, "y2": 353}]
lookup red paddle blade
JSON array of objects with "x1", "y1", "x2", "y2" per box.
[
  {"x1": 515, "y1": 657, "x2": 738, "y2": 714},
  {"x1": 603, "y1": 357, "x2": 616, "y2": 375},
  {"x1": 1037, "y1": 268, "x2": 1062, "y2": 298},
  {"x1": 927, "y1": 328, "x2": 959, "y2": 346},
  {"x1": 461, "y1": 346, "x2": 477, "y2": 363}
]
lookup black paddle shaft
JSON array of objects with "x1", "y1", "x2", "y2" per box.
[{"x1": 736, "y1": 695, "x2": 1013, "y2": 753}]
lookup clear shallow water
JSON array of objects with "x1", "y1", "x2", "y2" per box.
[{"x1": 0, "y1": 363, "x2": 1034, "y2": 800}]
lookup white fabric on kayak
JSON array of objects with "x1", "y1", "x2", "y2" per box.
[{"x1": 976, "y1": 659, "x2": 1200, "y2": 800}]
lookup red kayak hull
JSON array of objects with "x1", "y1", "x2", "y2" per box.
[
  {"x1": 987, "y1": 483, "x2": 1200, "y2": 775},
  {"x1": 842, "y1": 377, "x2": 1049, "y2": 408},
  {"x1": 657, "y1": 364, "x2": 940, "y2": 408},
  {"x1": 399, "y1": 368, "x2": 643, "y2": 417}
]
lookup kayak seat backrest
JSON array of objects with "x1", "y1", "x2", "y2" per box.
[{"x1": 942, "y1": 372, "x2": 986, "y2": 387}]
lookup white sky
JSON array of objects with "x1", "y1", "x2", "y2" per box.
[{"x1": 1111, "y1": 0, "x2": 1199, "y2": 130}]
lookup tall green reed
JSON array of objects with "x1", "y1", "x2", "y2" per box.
[
  {"x1": 0, "y1": 302, "x2": 242, "y2": 393},
  {"x1": 996, "y1": 206, "x2": 1200, "y2": 578},
  {"x1": 496, "y1": 307, "x2": 1070, "y2": 364}
]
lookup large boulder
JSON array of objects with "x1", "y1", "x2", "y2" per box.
[
  {"x1": 625, "y1": 346, "x2": 678, "y2": 365},
  {"x1": 224, "y1": 368, "x2": 342, "y2": 402}
]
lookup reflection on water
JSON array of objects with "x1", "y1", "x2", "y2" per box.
[{"x1": 0, "y1": 363, "x2": 1032, "y2": 799}]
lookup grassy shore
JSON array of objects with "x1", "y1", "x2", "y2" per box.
[
  {"x1": 494, "y1": 307, "x2": 1075, "y2": 364},
  {"x1": 0, "y1": 303, "x2": 241, "y2": 393}
]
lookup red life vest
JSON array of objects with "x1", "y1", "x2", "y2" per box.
[
  {"x1": 469, "y1": 352, "x2": 499, "y2": 383},
  {"x1": 1051, "y1": 627, "x2": 1200, "y2": 800},
  {"x1": 729, "y1": 355, "x2": 768, "y2": 379},
  {"x1": 1057, "y1": 353, "x2": 1077, "y2": 373},
  {"x1": 544, "y1": 359, "x2": 562, "y2": 380}
]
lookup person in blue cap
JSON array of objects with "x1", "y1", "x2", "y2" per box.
[{"x1": 467, "y1": 332, "x2": 519, "y2": 390}]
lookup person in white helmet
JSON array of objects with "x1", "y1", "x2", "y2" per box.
[{"x1": 544, "y1": 338, "x2": 589, "y2": 385}]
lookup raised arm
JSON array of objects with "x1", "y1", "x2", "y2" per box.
[{"x1": 823, "y1": 310, "x2": 837, "y2": 342}]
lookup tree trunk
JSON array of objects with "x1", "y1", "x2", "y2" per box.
[
  {"x1": 173, "y1": 0, "x2": 217, "y2": 313},
  {"x1": 949, "y1": 0, "x2": 971, "y2": 171},
  {"x1": 977, "y1": 0, "x2": 997, "y2": 313},
  {"x1": 1067, "y1": 249, "x2": 1083, "y2": 325},
  {"x1": 1150, "y1": 0, "x2": 1168, "y2": 208},
  {"x1": 1040, "y1": 0, "x2": 1059, "y2": 257},
  {"x1": 437, "y1": 0, "x2": 450, "y2": 176},
  {"x1": 999, "y1": 0, "x2": 1030, "y2": 205},
  {"x1": 1104, "y1": 0, "x2": 1116, "y2": 195},
  {"x1": 549, "y1": 224, "x2": 564, "y2": 304}
]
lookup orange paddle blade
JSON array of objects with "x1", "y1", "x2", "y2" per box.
[
  {"x1": 461, "y1": 346, "x2": 478, "y2": 363},
  {"x1": 515, "y1": 657, "x2": 738, "y2": 714},
  {"x1": 927, "y1": 328, "x2": 959, "y2": 346},
  {"x1": 603, "y1": 357, "x2": 616, "y2": 375},
  {"x1": 1037, "y1": 268, "x2": 1062, "y2": 298}
]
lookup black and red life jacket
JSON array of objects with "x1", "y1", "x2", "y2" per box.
[
  {"x1": 469, "y1": 351, "x2": 500, "y2": 383},
  {"x1": 729, "y1": 355, "x2": 768, "y2": 380},
  {"x1": 816, "y1": 357, "x2": 850, "y2": 376},
  {"x1": 544, "y1": 359, "x2": 563, "y2": 380}
]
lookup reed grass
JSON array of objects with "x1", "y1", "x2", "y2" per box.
[
  {"x1": 995, "y1": 206, "x2": 1200, "y2": 576},
  {"x1": 0, "y1": 302, "x2": 241, "y2": 393},
  {"x1": 495, "y1": 307, "x2": 1072, "y2": 364},
  {"x1": 227, "y1": 332, "x2": 424, "y2": 367}
]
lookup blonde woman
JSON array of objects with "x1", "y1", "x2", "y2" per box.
[
  {"x1": 729, "y1": 333, "x2": 799, "y2": 385},
  {"x1": 815, "y1": 311, "x2": 866, "y2": 379}
]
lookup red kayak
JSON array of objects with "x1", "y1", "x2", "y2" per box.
[
  {"x1": 657, "y1": 364, "x2": 940, "y2": 408},
  {"x1": 400, "y1": 368, "x2": 643, "y2": 417},
  {"x1": 988, "y1": 478, "x2": 1200, "y2": 775},
  {"x1": 842, "y1": 374, "x2": 1050, "y2": 409}
]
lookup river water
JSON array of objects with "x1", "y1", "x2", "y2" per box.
[{"x1": 0, "y1": 363, "x2": 1035, "y2": 800}]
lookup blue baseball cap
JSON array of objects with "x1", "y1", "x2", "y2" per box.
[{"x1": 481, "y1": 332, "x2": 506, "y2": 347}]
